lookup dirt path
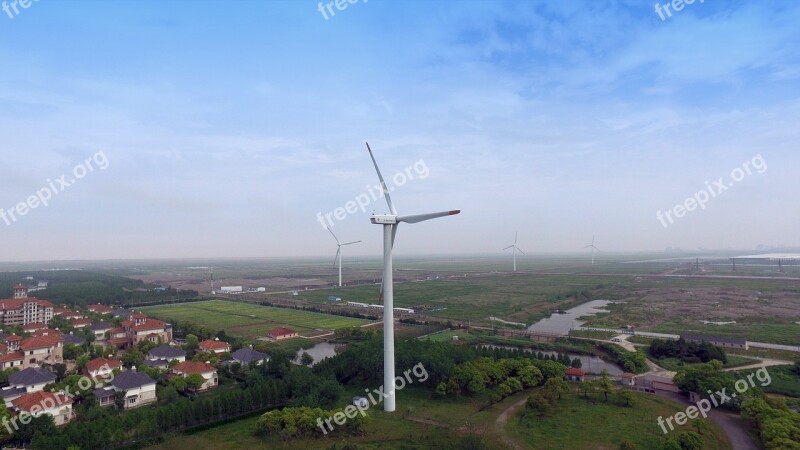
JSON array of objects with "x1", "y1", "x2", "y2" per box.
[
  {"x1": 722, "y1": 357, "x2": 792, "y2": 372},
  {"x1": 494, "y1": 395, "x2": 529, "y2": 450}
]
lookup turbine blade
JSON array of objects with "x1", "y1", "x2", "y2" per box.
[
  {"x1": 398, "y1": 210, "x2": 461, "y2": 224},
  {"x1": 514, "y1": 231, "x2": 518, "y2": 245},
  {"x1": 502, "y1": 245, "x2": 514, "y2": 251},
  {"x1": 333, "y1": 248, "x2": 340, "y2": 267},
  {"x1": 366, "y1": 142, "x2": 398, "y2": 215},
  {"x1": 327, "y1": 227, "x2": 340, "y2": 244},
  {"x1": 342, "y1": 240, "x2": 362, "y2": 246},
  {"x1": 516, "y1": 246, "x2": 526, "y2": 255}
]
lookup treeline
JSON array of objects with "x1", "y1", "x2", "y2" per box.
[
  {"x1": 256, "y1": 406, "x2": 368, "y2": 438},
  {"x1": 648, "y1": 338, "x2": 727, "y2": 364},
  {"x1": 742, "y1": 397, "x2": 800, "y2": 449},
  {"x1": 598, "y1": 343, "x2": 649, "y2": 373}
]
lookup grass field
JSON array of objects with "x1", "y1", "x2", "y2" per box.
[
  {"x1": 141, "y1": 300, "x2": 371, "y2": 338},
  {"x1": 507, "y1": 393, "x2": 731, "y2": 450},
  {"x1": 292, "y1": 273, "x2": 627, "y2": 325},
  {"x1": 148, "y1": 385, "x2": 732, "y2": 450},
  {"x1": 733, "y1": 365, "x2": 800, "y2": 397},
  {"x1": 654, "y1": 355, "x2": 757, "y2": 372}
]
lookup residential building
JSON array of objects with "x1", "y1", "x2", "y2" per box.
[
  {"x1": 89, "y1": 322, "x2": 114, "y2": 340},
  {"x1": 121, "y1": 316, "x2": 172, "y2": 345},
  {"x1": 146, "y1": 345, "x2": 186, "y2": 368},
  {"x1": 2, "y1": 367, "x2": 57, "y2": 406},
  {"x1": 70, "y1": 318, "x2": 92, "y2": 328},
  {"x1": 0, "y1": 295, "x2": 55, "y2": 326},
  {"x1": 20, "y1": 335, "x2": 64, "y2": 367},
  {"x1": 86, "y1": 357, "x2": 122, "y2": 380},
  {"x1": 11, "y1": 391, "x2": 75, "y2": 426},
  {"x1": 110, "y1": 370, "x2": 157, "y2": 409},
  {"x1": 22, "y1": 322, "x2": 49, "y2": 333},
  {"x1": 63, "y1": 333, "x2": 84, "y2": 346},
  {"x1": 88, "y1": 304, "x2": 113, "y2": 314},
  {"x1": 231, "y1": 347, "x2": 270, "y2": 366},
  {"x1": 171, "y1": 361, "x2": 218, "y2": 391},
  {"x1": 199, "y1": 339, "x2": 230, "y2": 354}
]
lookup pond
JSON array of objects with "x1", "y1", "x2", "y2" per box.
[
  {"x1": 294, "y1": 341, "x2": 347, "y2": 366},
  {"x1": 480, "y1": 344, "x2": 623, "y2": 376},
  {"x1": 527, "y1": 299, "x2": 612, "y2": 336}
]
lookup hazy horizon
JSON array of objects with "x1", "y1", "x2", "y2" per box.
[{"x1": 2, "y1": 1, "x2": 799, "y2": 261}]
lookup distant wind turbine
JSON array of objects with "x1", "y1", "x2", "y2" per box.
[
  {"x1": 366, "y1": 142, "x2": 460, "y2": 412},
  {"x1": 584, "y1": 235, "x2": 599, "y2": 264},
  {"x1": 502, "y1": 232, "x2": 525, "y2": 272},
  {"x1": 327, "y1": 228, "x2": 361, "y2": 287}
]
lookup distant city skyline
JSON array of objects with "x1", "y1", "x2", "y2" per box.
[{"x1": 1, "y1": 1, "x2": 799, "y2": 261}]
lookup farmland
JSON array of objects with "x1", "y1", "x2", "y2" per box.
[{"x1": 141, "y1": 300, "x2": 371, "y2": 338}]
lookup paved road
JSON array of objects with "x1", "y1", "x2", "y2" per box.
[{"x1": 655, "y1": 391, "x2": 759, "y2": 450}]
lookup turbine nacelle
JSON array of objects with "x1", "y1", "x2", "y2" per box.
[{"x1": 370, "y1": 214, "x2": 398, "y2": 225}]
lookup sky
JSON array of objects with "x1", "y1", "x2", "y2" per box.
[{"x1": 0, "y1": 0, "x2": 799, "y2": 261}]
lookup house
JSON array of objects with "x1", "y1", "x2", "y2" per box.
[
  {"x1": 107, "y1": 327, "x2": 130, "y2": 349},
  {"x1": 680, "y1": 334, "x2": 748, "y2": 350},
  {"x1": 88, "y1": 304, "x2": 113, "y2": 314},
  {"x1": 171, "y1": 361, "x2": 218, "y2": 391},
  {"x1": 110, "y1": 370, "x2": 157, "y2": 409},
  {"x1": 89, "y1": 322, "x2": 115, "y2": 340},
  {"x1": 60, "y1": 311, "x2": 84, "y2": 321},
  {"x1": 92, "y1": 387, "x2": 116, "y2": 407},
  {"x1": 22, "y1": 322, "x2": 49, "y2": 333},
  {"x1": 70, "y1": 318, "x2": 92, "y2": 329},
  {"x1": 0, "y1": 294, "x2": 54, "y2": 326},
  {"x1": 0, "y1": 351, "x2": 23, "y2": 370},
  {"x1": 268, "y1": 327, "x2": 298, "y2": 341},
  {"x1": 32, "y1": 328, "x2": 63, "y2": 338},
  {"x1": 145, "y1": 345, "x2": 186, "y2": 368},
  {"x1": 121, "y1": 316, "x2": 172, "y2": 345},
  {"x1": 1, "y1": 367, "x2": 56, "y2": 406},
  {"x1": 230, "y1": 347, "x2": 270, "y2": 366},
  {"x1": 635, "y1": 374, "x2": 682, "y2": 394},
  {"x1": 199, "y1": 339, "x2": 230, "y2": 354},
  {"x1": 20, "y1": 335, "x2": 64, "y2": 367},
  {"x1": 112, "y1": 308, "x2": 135, "y2": 320},
  {"x1": 3, "y1": 334, "x2": 21, "y2": 351},
  {"x1": 86, "y1": 357, "x2": 122, "y2": 380},
  {"x1": 63, "y1": 333, "x2": 85, "y2": 347},
  {"x1": 565, "y1": 367, "x2": 586, "y2": 382},
  {"x1": 620, "y1": 373, "x2": 637, "y2": 386},
  {"x1": 11, "y1": 391, "x2": 75, "y2": 426}
]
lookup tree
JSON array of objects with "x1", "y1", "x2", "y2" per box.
[
  {"x1": 186, "y1": 373, "x2": 206, "y2": 391},
  {"x1": 435, "y1": 382, "x2": 447, "y2": 397},
  {"x1": 76, "y1": 355, "x2": 89, "y2": 371},
  {"x1": 120, "y1": 348, "x2": 145, "y2": 368},
  {"x1": 543, "y1": 377, "x2": 569, "y2": 401},
  {"x1": 617, "y1": 389, "x2": 636, "y2": 407},
  {"x1": 571, "y1": 357, "x2": 582, "y2": 369},
  {"x1": 619, "y1": 440, "x2": 636, "y2": 450},
  {"x1": 526, "y1": 393, "x2": 551, "y2": 416},
  {"x1": 185, "y1": 334, "x2": 199, "y2": 352},
  {"x1": 677, "y1": 432, "x2": 704, "y2": 450},
  {"x1": 300, "y1": 352, "x2": 314, "y2": 366},
  {"x1": 596, "y1": 370, "x2": 615, "y2": 401}
]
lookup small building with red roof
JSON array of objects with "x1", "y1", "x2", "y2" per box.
[
  {"x1": 70, "y1": 318, "x2": 92, "y2": 328},
  {"x1": 268, "y1": 327, "x2": 298, "y2": 341},
  {"x1": 565, "y1": 367, "x2": 586, "y2": 382},
  {"x1": 198, "y1": 339, "x2": 230, "y2": 354},
  {"x1": 22, "y1": 322, "x2": 48, "y2": 333},
  {"x1": 86, "y1": 357, "x2": 122, "y2": 380},
  {"x1": 87, "y1": 304, "x2": 113, "y2": 314}
]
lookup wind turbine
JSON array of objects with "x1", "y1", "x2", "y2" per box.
[
  {"x1": 366, "y1": 142, "x2": 460, "y2": 412},
  {"x1": 584, "y1": 235, "x2": 599, "y2": 264},
  {"x1": 327, "y1": 228, "x2": 361, "y2": 287},
  {"x1": 503, "y1": 232, "x2": 525, "y2": 272}
]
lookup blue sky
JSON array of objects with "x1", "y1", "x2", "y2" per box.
[{"x1": 0, "y1": 0, "x2": 798, "y2": 260}]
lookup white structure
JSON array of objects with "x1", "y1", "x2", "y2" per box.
[
  {"x1": 327, "y1": 227, "x2": 362, "y2": 287},
  {"x1": 393, "y1": 307, "x2": 415, "y2": 314},
  {"x1": 366, "y1": 143, "x2": 460, "y2": 412},
  {"x1": 347, "y1": 301, "x2": 369, "y2": 308},
  {"x1": 584, "y1": 235, "x2": 599, "y2": 264},
  {"x1": 220, "y1": 286, "x2": 243, "y2": 294},
  {"x1": 502, "y1": 231, "x2": 525, "y2": 272}
]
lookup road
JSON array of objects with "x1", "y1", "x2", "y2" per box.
[{"x1": 579, "y1": 327, "x2": 800, "y2": 353}]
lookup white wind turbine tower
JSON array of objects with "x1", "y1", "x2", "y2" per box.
[
  {"x1": 327, "y1": 228, "x2": 361, "y2": 287},
  {"x1": 584, "y1": 235, "x2": 599, "y2": 264},
  {"x1": 503, "y1": 232, "x2": 525, "y2": 272},
  {"x1": 366, "y1": 142, "x2": 460, "y2": 412}
]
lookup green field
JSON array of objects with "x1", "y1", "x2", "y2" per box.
[
  {"x1": 141, "y1": 300, "x2": 371, "y2": 338},
  {"x1": 507, "y1": 393, "x2": 731, "y2": 450},
  {"x1": 734, "y1": 365, "x2": 800, "y2": 397},
  {"x1": 293, "y1": 273, "x2": 626, "y2": 324}
]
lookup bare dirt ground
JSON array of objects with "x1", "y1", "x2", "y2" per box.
[{"x1": 598, "y1": 287, "x2": 800, "y2": 326}]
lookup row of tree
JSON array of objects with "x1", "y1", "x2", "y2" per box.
[
  {"x1": 256, "y1": 406, "x2": 369, "y2": 438},
  {"x1": 648, "y1": 338, "x2": 728, "y2": 364}
]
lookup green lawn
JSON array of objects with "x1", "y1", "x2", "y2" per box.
[
  {"x1": 652, "y1": 355, "x2": 758, "y2": 372},
  {"x1": 141, "y1": 300, "x2": 371, "y2": 338},
  {"x1": 507, "y1": 393, "x2": 732, "y2": 450},
  {"x1": 733, "y1": 365, "x2": 800, "y2": 397}
]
